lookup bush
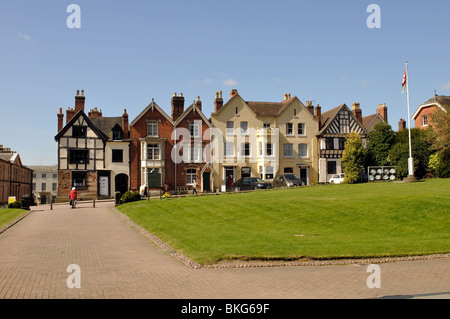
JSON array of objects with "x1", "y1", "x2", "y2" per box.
[
  {"x1": 121, "y1": 191, "x2": 141, "y2": 203},
  {"x1": 428, "y1": 151, "x2": 450, "y2": 178},
  {"x1": 8, "y1": 201, "x2": 22, "y2": 209}
]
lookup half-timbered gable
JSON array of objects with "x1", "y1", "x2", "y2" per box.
[
  {"x1": 55, "y1": 91, "x2": 130, "y2": 202},
  {"x1": 317, "y1": 103, "x2": 368, "y2": 183}
]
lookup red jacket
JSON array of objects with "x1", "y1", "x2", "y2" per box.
[{"x1": 69, "y1": 190, "x2": 77, "y2": 200}]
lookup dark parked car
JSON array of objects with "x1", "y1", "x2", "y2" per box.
[
  {"x1": 233, "y1": 177, "x2": 272, "y2": 191},
  {"x1": 272, "y1": 174, "x2": 304, "y2": 188}
]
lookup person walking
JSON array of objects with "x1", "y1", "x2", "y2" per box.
[
  {"x1": 69, "y1": 187, "x2": 78, "y2": 208},
  {"x1": 192, "y1": 180, "x2": 198, "y2": 195}
]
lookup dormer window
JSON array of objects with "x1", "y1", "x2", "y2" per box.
[
  {"x1": 112, "y1": 124, "x2": 123, "y2": 140},
  {"x1": 72, "y1": 126, "x2": 87, "y2": 137}
]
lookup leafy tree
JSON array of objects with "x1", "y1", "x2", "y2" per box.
[
  {"x1": 426, "y1": 105, "x2": 450, "y2": 177},
  {"x1": 367, "y1": 122, "x2": 396, "y2": 166},
  {"x1": 429, "y1": 104, "x2": 450, "y2": 156},
  {"x1": 341, "y1": 132, "x2": 365, "y2": 183},
  {"x1": 387, "y1": 128, "x2": 432, "y2": 179}
]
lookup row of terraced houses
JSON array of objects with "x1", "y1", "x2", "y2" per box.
[{"x1": 54, "y1": 89, "x2": 391, "y2": 202}]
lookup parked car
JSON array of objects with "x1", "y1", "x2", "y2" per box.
[
  {"x1": 329, "y1": 173, "x2": 345, "y2": 184},
  {"x1": 233, "y1": 177, "x2": 272, "y2": 191},
  {"x1": 272, "y1": 174, "x2": 304, "y2": 188}
]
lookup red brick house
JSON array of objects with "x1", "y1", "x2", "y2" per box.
[
  {"x1": 173, "y1": 96, "x2": 213, "y2": 192},
  {"x1": 129, "y1": 96, "x2": 177, "y2": 192},
  {"x1": 0, "y1": 146, "x2": 33, "y2": 205},
  {"x1": 412, "y1": 94, "x2": 450, "y2": 129}
]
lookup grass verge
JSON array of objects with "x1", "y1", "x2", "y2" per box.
[{"x1": 117, "y1": 179, "x2": 450, "y2": 265}]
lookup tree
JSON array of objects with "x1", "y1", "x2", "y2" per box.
[
  {"x1": 341, "y1": 132, "x2": 365, "y2": 183},
  {"x1": 387, "y1": 128, "x2": 432, "y2": 179},
  {"x1": 367, "y1": 122, "x2": 396, "y2": 166},
  {"x1": 426, "y1": 105, "x2": 450, "y2": 177}
]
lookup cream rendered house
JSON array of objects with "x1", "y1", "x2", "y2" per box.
[{"x1": 210, "y1": 90, "x2": 319, "y2": 190}]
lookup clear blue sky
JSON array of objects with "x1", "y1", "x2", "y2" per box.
[{"x1": 1, "y1": 0, "x2": 449, "y2": 165}]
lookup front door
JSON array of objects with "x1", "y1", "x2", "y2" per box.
[
  {"x1": 202, "y1": 172, "x2": 211, "y2": 192},
  {"x1": 99, "y1": 176, "x2": 109, "y2": 196},
  {"x1": 299, "y1": 167, "x2": 309, "y2": 186},
  {"x1": 148, "y1": 169, "x2": 161, "y2": 188},
  {"x1": 224, "y1": 167, "x2": 235, "y2": 190},
  {"x1": 115, "y1": 174, "x2": 128, "y2": 196}
]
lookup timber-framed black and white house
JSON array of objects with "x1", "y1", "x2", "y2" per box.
[
  {"x1": 54, "y1": 90, "x2": 130, "y2": 202},
  {"x1": 317, "y1": 103, "x2": 368, "y2": 183}
]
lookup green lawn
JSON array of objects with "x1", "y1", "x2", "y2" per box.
[
  {"x1": 0, "y1": 209, "x2": 28, "y2": 230},
  {"x1": 118, "y1": 179, "x2": 450, "y2": 265}
]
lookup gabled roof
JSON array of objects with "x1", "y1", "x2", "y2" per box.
[
  {"x1": 130, "y1": 99, "x2": 174, "y2": 126},
  {"x1": 318, "y1": 104, "x2": 368, "y2": 136},
  {"x1": 362, "y1": 113, "x2": 384, "y2": 129},
  {"x1": 54, "y1": 110, "x2": 108, "y2": 142},
  {"x1": 412, "y1": 95, "x2": 449, "y2": 120},
  {"x1": 173, "y1": 102, "x2": 212, "y2": 127},
  {"x1": 246, "y1": 96, "x2": 298, "y2": 117},
  {"x1": 318, "y1": 104, "x2": 344, "y2": 134}
]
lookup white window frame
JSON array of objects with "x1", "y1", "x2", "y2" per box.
[
  {"x1": 186, "y1": 169, "x2": 197, "y2": 185},
  {"x1": 189, "y1": 121, "x2": 200, "y2": 138},
  {"x1": 147, "y1": 121, "x2": 158, "y2": 137},
  {"x1": 240, "y1": 142, "x2": 251, "y2": 157},
  {"x1": 422, "y1": 115, "x2": 428, "y2": 127},
  {"x1": 240, "y1": 122, "x2": 248, "y2": 135},
  {"x1": 286, "y1": 123, "x2": 293, "y2": 136},
  {"x1": 224, "y1": 142, "x2": 234, "y2": 157},
  {"x1": 226, "y1": 121, "x2": 234, "y2": 135},
  {"x1": 297, "y1": 123, "x2": 306, "y2": 136},
  {"x1": 284, "y1": 143, "x2": 294, "y2": 158},
  {"x1": 147, "y1": 143, "x2": 160, "y2": 160},
  {"x1": 298, "y1": 144, "x2": 308, "y2": 158}
]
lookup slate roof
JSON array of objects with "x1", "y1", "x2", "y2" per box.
[
  {"x1": 90, "y1": 117, "x2": 123, "y2": 140},
  {"x1": 245, "y1": 97, "x2": 296, "y2": 116}
]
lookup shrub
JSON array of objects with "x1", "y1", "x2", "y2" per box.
[
  {"x1": 428, "y1": 151, "x2": 450, "y2": 178},
  {"x1": 8, "y1": 201, "x2": 22, "y2": 209},
  {"x1": 121, "y1": 191, "x2": 141, "y2": 203}
]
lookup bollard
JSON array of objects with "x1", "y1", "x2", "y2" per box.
[{"x1": 93, "y1": 199, "x2": 95, "y2": 208}]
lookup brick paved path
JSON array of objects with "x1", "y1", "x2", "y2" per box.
[{"x1": 0, "y1": 201, "x2": 448, "y2": 299}]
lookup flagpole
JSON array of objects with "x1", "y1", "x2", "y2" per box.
[{"x1": 405, "y1": 61, "x2": 414, "y2": 177}]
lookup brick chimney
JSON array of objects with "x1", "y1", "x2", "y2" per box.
[
  {"x1": 57, "y1": 108, "x2": 64, "y2": 132},
  {"x1": 66, "y1": 107, "x2": 76, "y2": 124},
  {"x1": 214, "y1": 91, "x2": 224, "y2": 113},
  {"x1": 88, "y1": 107, "x2": 103, "y2": 118},
  {"x1": 74, "y1": 90, "x2": 85, "y2": 113},
  {"x1": 398, "y1": 118, "x2": 406, "y2": 131},
  {"x1": 171, "y1": 93, "x2": 185, "y2": 121},
  {"x1": 352, "y1": 103, "x2": 363, "y2": 123},
  {"x1": 122, "y1": 109, "x2": 129, "y2": 138},
  {"x1": 305, "y1": 101, "x2": 314, "y2": 114},
  {"x1": 230, "y1": 89, "x2": 238, "y2": 98},
  {"x1": 376, "y1": 103, "x2": 388, "y2": 123},
  {"x1": 315, "y1": 105, "x2": 322, "y2": 129},
  {"x1": 195, "y1": 96, "x2": 202, "y2": 112}
]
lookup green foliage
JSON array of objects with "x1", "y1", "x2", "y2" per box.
[
  {"x1": 121, "y1": 191, "x2": 141, "y2": 203},
  {"x1": 367, "y1": 122, "x2": 396, "y2": 166},
  {"x1": 7, "y1": 201, "x2": 22, "y2": 209},
  {"x1": 341, "y1": 132, "x2": 365, "y2": 183},
  {"x1": 429, "y1": 151, "x2": 450, "y2": 178},
  {"x1": 387, "y1": 128, "x2": 432, "y2": 179},
  {"x1": 429, "y1": 105, "x2": 450, "y2": 155}
]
